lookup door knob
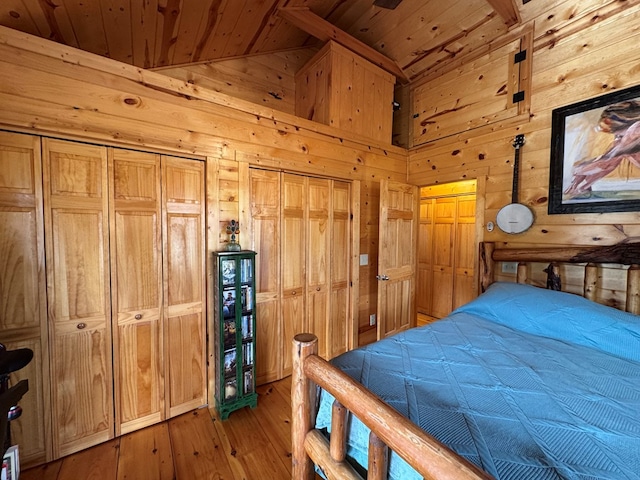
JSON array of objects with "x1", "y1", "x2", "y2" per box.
[{"x1": 376, "y1": 274, "x2": 389, "y2": 281}]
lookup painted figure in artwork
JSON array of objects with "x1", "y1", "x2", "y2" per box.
[{"x1": 564, "y1": 100, "x2": 640, "y2": 198}]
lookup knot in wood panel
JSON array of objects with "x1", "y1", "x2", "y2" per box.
[{"x1": 123, "y1": 96, "x2": 141, "y2": 107}]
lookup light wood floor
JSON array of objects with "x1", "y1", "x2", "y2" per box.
[{"x1": 21, "y1": 376, "x2": 312, "y2": 480}]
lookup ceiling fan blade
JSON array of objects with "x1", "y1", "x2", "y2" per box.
[{"x1": 373, "y1": 0, "x2": 404, "y2": 9}]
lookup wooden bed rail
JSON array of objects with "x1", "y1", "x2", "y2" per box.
[
  {"x1": 292, "y1": 333, "x2": 493, "y2": 480},
  {"x1": 480, "y1": 242, "x2": 640, "y2": 314}
]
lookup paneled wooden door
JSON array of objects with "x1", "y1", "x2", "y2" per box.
[
  {"x1": 162, "y1": 157, "x2": 207, "y2": 418},
  {"x1": 249, "y1": 169, "x2": 353, "y2": 384},
  {"x1": 417, "y1": 181, "x2": 477, "y2": 322},
  {"x1": 377, "y1": 180, "x2": 419, "y2": 340},
  {"x1": 109, "y1": 149, "x2": 164, "y2": 436},
  {"x1": 0, "y1": 131, "x2": 51, "y2": 466},
  {"x1": 43, "y1": 139, "x2": 114, "y2": 459},
  {"x1": 248, "y1": 169, "x2": 281, "y2": 386}
]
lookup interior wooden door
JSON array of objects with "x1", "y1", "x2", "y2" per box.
[
  {"x1": 0, "y1": 131, "x2": 50, "y2": 466},
  {"x1": 377, "y1": 179, "x2": 418, "y2": 339},
  {"x1": 281, "y1": 174, "x2": 306, "y2": 377},
  {"x1": 109, "y1": 149, "x2": 164, "y2": 435},
  {"x1": 43, "y1": 138, "x2": 114, "y2": 458},
  {"x1": 248, "y1": 169, "x2": 281, "y2": 385},
  {"x1": 306, "y1": 178, "x2": 330, "y2": 359},
  {"x1": 329, "y1": 181, "x2": 351, "y2": 358},
  {"x1": 416, "y1": 198, "x2": 434, "y2": 317},
  {"x1": 162, "y1": 156, "x2": 206, "y2": 418},
  {"x1": 453, "y1": 195, "x2": 477, "y2": 309},
  {"x1": 430, "y1": 197, "x2": 456, "y2": 318}
]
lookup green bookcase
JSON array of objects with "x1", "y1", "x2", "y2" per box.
[{"x1": 212, "y1": 250, "x2": 257, "y2": 419}]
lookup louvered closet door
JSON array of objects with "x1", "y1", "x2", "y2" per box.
[
  {"x1": 0, "y1": 132, "x2": 50, "y2": 466},
  {"x1": 162, "y1": 156, "x2": 206, "y2": 418},
  {"x1": 109, "y1": 149, "x2": 164, "y2": 435},
  {"x1": 43, "y1": 139, "x2": 114, "y2": 459}
]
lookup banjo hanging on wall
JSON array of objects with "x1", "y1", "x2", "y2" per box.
[{"x1": 496, "y1": 134, "x2": 534, "y2": 234}]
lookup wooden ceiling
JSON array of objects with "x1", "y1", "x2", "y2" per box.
[{"x1": 0, "y1": 0, "x2": 521, "y2": 82}]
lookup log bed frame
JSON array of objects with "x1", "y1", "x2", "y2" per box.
[{"x1": 291, "y1": 241, "x2": 640, "y2": 480}]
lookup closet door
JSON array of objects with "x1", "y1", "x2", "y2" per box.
[
  {"x1": 329, "y1": 181, "x2": 351, "y2": 359},
  {"x1": 281, "y1": 174, "x2": 306, "y2": 377},
  {"x1": 0, "y1": 132, "x2": 50, "y2": 466},
  {"x1": 109, "y1": 149, "x2": 164, "y2": 435},
  {"x1": 307, "y1": 178, "x2": 330, "y2": 359},
  {"x1": 43, "y1": 139, "x2": 114, "y2": 458},
  {"x1": 162, "y1": 156, "x2": 206, "y2": 418},
  {"x1": 453, "y1": 195, "x2": 476, "y2": 309},
  {"x1": 249, "y1": 169, "x2": 353, "y2": 383},
  {"x1": 416, "y1": 198, "x2": 434, "y2": 317},
  {"x1": 417, "y1": 183, "x2": 477, "y2": 321},
  {"x1": 249, "y1": 170, "x2": 281, "y2": 385},
  {"x1": 431, "y1": 197, "x2": 456, "y2": 318}
]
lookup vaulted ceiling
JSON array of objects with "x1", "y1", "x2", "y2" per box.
[{"x1": 0, "y1": 0, "x2": 522, "y2": 82}]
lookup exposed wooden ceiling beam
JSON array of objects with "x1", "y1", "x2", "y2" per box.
[
  {"x1": 485, "y1": 0, "x2": 520, "y2": 27},
  {"x1": 277, "y1": 6, "x2": 409, "y2": 84}
]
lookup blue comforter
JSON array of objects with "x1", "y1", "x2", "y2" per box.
[{"x1": 315, "y1": 283, "x2": 640, "y2": 479}]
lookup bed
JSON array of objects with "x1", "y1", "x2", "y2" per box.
[{"x1": 291, "y1": 241, "x2": 640, "y2": 480}]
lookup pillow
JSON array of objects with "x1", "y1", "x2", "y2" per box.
[{"x1": 453, "y1": 282, "x2": 640, "y2": 362}]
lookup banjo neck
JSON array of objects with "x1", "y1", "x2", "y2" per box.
[{"x1": 511, "y1": 134, "x2": 525, "y2": 204}]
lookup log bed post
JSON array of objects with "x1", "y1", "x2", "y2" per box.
[
  {"x1": 626, "y1": 264, "x2": 640, "y2": 314},
  {"x1": 292, "y1": 333, "x2": 318, "y2": 480},
  {"x1": 583, "y1": 263, "x2": 598, "y2": 302},
  {"x1": 479, "y1": 242, "x2": 495, "y2": 292}
]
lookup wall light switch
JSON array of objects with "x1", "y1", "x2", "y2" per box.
[
  {"x1": 360, "y1": 254, "x2": 369, "y2": 266},
  {"x1": 369, "y1": 314, "x2": 376, "y2": 326}
]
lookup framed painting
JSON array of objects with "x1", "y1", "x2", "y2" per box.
[{"x1": 548, "y1": 84, "x2": 640, "y2": 214}]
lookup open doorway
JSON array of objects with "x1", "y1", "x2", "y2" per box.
[{"x1": 417, "y1": 180, "x2": 477, "y2": 326}]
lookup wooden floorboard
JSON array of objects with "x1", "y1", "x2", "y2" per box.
[
  {"x1": 20, "y1": 377, "x2": 320, "y2": 480},
  {"x1": 169, "y1": 409, "x2": 235, "y2": 480},
  {"x1": 117, "y1": 423, "x2": 174, "y2": 480},
  {"x1": 57, "y1": 439, "x2": 120, "y2": 480}
]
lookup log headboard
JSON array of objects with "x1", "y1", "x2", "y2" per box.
[{"x1": 479, "y1": 241, "x2": 640, "y2": 314}]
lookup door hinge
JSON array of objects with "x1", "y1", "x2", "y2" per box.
[
  {"x1": 514, "y1": 50, "x2": 527, "y2": 64},
  {"x1": 512, "y1": 91, "x2": 525, "y2": 103}
]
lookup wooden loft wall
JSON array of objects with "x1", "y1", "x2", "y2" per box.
[
  {"x1": 408, "y1": 0, "x2": 640, "y2": 307},
  {"x1": 0, "y1": 25, "x2": 406, "y2": 348},
  {"x1": 157, "y1": 48, "x2": 318, "y2": 116}
]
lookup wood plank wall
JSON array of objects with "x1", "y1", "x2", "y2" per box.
[
  {"x1": 0, "y1": 25, "x2": 405, "y2": 347},
  {"x1": 409, "y1": 0, "x2": 640, "y2": 251},
  {"x1": 157, "y1": 48, "x2": 317, "y2": 116}
]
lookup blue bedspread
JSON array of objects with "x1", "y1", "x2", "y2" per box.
[{"x1": 315, "y1": 283, "x2": 640, "y2": 479}]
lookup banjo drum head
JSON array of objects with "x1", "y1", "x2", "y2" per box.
[{"x1": 496, "y1": 202, "x2": 534, "y2": 234}]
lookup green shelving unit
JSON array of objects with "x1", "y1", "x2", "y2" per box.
[{"x1": 212, "y1": 250, "x2": 257, "y2": 419}]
